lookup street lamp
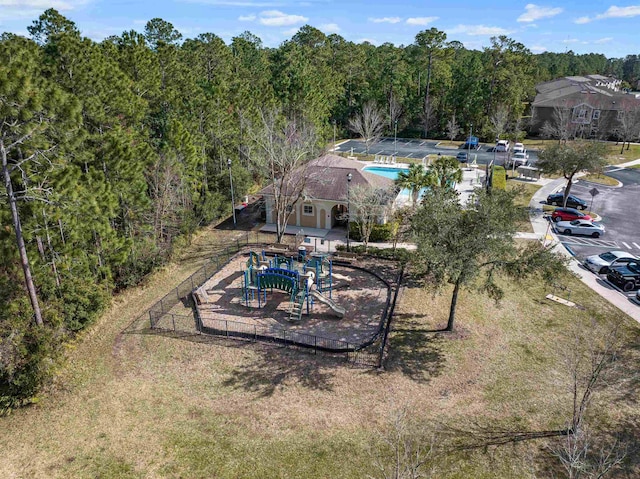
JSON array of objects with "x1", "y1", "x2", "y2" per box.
[
  {"x1": 468, "y1": 123, "x2": 473, "y2": 164},
  {"x1": 227, "y1": 158, "x2": 236, "y2": 228},
  {"x1": 394, "y1": 119, "x2": 398, "y2": 156},
  {"x1": 333, "y1": 119, "x2": 336, "y2": 151},
  {"x1": 346, "y1": 172, "x2": 353, "y2": 251}
]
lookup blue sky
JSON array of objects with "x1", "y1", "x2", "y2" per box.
[{"x1": 1, "y1": 1, "x2": 638, "y2": 57}]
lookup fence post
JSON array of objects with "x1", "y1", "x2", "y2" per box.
[
  {"x1": 171, "y1": 314, "x2": 176, "y2": 331},
  {"x1": 314, "y1": 336, "x2": 317, "y2": 355},
  {"x1": 225, "y1": 320, "x2": 229, "y2": 337},
  {"x1": 160, "y1": 298, "x2": 164, "y2": 312},
  {"x1": 254, "y1": 325, "x2": 257, "y2": 342},
  {"x1": 149, "y1": 311, "x2": 153, "y2": 328}
]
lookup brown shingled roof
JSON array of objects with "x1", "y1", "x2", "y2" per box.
[{"x1": 259, "y1": 154, "x2": 396, "y2": 201}]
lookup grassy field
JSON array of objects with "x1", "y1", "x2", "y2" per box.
[
  {"x1": 507, "y1": 181, "x2": 542, "y2": 233},
  {"x1": 580, "y1": 173, "x2": 621, "y2": 186},
  {"x1": 1, "y1": 223, "x2": 639, "y2": 477}
]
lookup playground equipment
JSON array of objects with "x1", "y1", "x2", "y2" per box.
[{"x1": 241, "y1": 250, "x2": 347, "y2": 321}]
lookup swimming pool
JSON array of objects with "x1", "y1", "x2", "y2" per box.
[{"x1": 362, "y1": 166, "x2": 409, "y2": 180}]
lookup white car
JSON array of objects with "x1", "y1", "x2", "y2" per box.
[
  {"x1": 507, "y1": 152, "x2": 529, "y2": 167},
  {"x1": 583, "y1": 251, "x2": 638, "y2": 274},
  {"x1": 495, "y1": 140, "x2": 510, "y2": 152},
  {"x1": 556, "y1": 219, "x2": 605, "y2": 238},
  {"x1": 513, "y1": 142, "x2": 525, "y2": 153}
]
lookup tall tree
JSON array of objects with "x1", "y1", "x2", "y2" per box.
[
  {"x1": 412, "y1": 187, "x2": 563, "y2": 331},
  {"x1": 0, "y1": 35, "x2": 81, "y2": 326},
  {"x1": 414, "y1": 28, "x2": 448, "y2": 138},
  {"x1": 537, "y1": 142, "x2": 607, "y2": 208}
]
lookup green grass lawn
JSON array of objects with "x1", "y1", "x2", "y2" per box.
[
  {"x1": 579, "y1": 173, "x2": 620, "y2": 186},
  {"x1": 1, "y1": 223, "x2": 638, "y2": 478}
]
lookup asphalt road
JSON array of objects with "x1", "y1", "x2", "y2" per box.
[
  {"x1": 553, "y1": 167, "x2": 640, "y2": 261},
  {"x1": 335, "y1": 137, "x2": 539, "y2": 166}
]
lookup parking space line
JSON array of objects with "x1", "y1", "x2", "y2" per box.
[
  {"x1": 406, "y1": 152, "x2": 414, "y2": 158},
  {"x1": 634, "y1": 242, "x2": 640, "y2": 250},
  {"x1": 622, "y1": 241, "x2": 631, "y2": 249},
  {"x1": 375, "y1": 150, "x2": 384, "y2": 154}
]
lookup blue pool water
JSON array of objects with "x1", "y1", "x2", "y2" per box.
[{"x1": 362, "y1": 166, "x2": 409, "y2": 180}]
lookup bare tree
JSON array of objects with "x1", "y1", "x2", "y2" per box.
[
  {"x1": 349, "y1": 184, "x2": 395, "y2": 251},
  {"x1": 445, "y1": 114, "x2": 460, "y2": 142},
  {"x1": 548, "y1": 425, "x2": 626, "y2": 479},
  {"x1": 389, "y1": 93, "x2": 403, "y2": 130},
  {"x1": 541, "y1": 102, "x2": 575, "y2": 143},
  {"x1": 249, "y1": 109, "x2": 319, "y2": 243},
  {"x1": 615, "y1": 99, "x2": 640, "y2": 154},
  {"x1": 349, "y1": 101, "x2": 386, "y2": 154},
  {"x1": 369, "y1": 406, "x2": 438, "y2": 479},
  {"x1": 490, "y1": 103, "x2": 510, "y2": 141},
  {"x1": 420, "y1": 102, "x2": 437, "y2": 142}
]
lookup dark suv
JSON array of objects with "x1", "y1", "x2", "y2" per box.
[
  {"x1": 546, "y1": 193, "x2": 588, "y2": 210},
  {"x1": 606, "y1": 261, "x2": 640, "y2": 291}
]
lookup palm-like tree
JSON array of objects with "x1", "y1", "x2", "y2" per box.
[
  {"x1": 429, "y1": 156, "x2": 463, "y2": 190},
  {"x1": 395, "y1": 164, "x2": 432, "y2": 206}
]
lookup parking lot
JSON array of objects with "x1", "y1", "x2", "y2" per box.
[
  {"x1": 550, "y1": 166, "x2": 640, "y2": 301},
  {"x1": 336, "y1": 137, "x2": 539, "y2": 166}
]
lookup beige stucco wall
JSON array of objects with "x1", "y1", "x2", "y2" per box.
[{"x1": 264, "y1": 196, "x2": 346, "y2": 230}]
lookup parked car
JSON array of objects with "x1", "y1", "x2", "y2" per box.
[
  {"x1": 583, "y1": 251, "x2": 638, "y2": 274},
  {"x1": 546, "y1": 193, "x2": 588, "y2": 210},
  {"x1": 513, "y1": 142, "x2": 525, "y2": 153},
  {"x1": 462, "y1": 136, "x2": 480, "y2": 150},
  {"x1": 636, "y1": 289, "x2": 640, "y2": 303},
  {"x1": 506, "y1": 152, "x2": 529, "y2": 167},
  {"x1": 607, "y1": 261, "x2": 640, "y2": 291},
  {"x1": 495, "y1": 140, "x2": 510, "y2": 152},
  {"x1": 555, "y1": 219, "x2": 605, "y2": 237},
  {"x1": 456, "y1": 151, "x2": 469, "y2": 163},
  {"x1": 551, "y1": 207, "x2": 592, "y2": 223}
]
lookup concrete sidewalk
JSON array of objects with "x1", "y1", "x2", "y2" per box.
[{"x1": 529, "y1": 173, "x2": 640, "y2": 323}]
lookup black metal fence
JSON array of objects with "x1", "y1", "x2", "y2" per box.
[{"x1": 144, "y1": 236, "x2": 402, "y2": 367}]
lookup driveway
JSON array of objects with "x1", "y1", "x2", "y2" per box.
[{"x1": 336, "y1": 137, "x2": 539, "y2": 166}]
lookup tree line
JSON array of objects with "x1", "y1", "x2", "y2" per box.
[{"x1": 0, "y1": 8, "x2": 632, "y2": 407}]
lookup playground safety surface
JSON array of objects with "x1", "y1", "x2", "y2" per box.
[{"x1": 197, "y1": 255, "x2": 391, "y2": 345}]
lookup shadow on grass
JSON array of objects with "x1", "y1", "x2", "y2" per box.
[
  {"x1": 220, "y1": 347, "x2": 339, "y2": 397},
  {"x1": 384, "y1": 316, "x2": 446, "y2": 383}
]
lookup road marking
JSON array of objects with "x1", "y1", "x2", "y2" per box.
[
  {"x1": 634, "y1": 242, "x2": 640, "y2": 250},
  {"x1": 560, "y1": 238, "x2": 618, "y2": 248},
  {"x1": 406, "y1": 152, "x2": 414, "y2": 158},
  {"x1": 419, "y1": 141, "x2": 426, "y2": 146},
  {"x1": 622, "y1": 241, "x2": 631, "y2": 249},
  {"x1": 375, "y1": 150, "x2": 384, "y2": 154}
]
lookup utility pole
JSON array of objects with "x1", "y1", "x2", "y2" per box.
[{"x1": 227, "y1": 158, "x2": 236, "y2": 227}]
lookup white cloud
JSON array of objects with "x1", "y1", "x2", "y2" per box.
[
  {"x1": 530, "y1": 45, "x2": 547, "y2": 52},
  {"x1": 447, "y1": 24, "x2": 514, "y2": 36},
  {"x1": 181, "y1": 0, "x2": 285, "y2": 5},
  {"x1": 406, "y1": 16, "x2": 438, "y2": 26},
  {"x1": 239, "y1": 14, "x2": 256, "y2": 21},
  {"x1": 562, "y1": 38, "x2": 579, "y2": 43},
  {"x1": 596, "y1": 5, "x2": 640, "y2": 19},
  {"x1": 319, "y1": 22, "x2": 340, "y2": 33},
  {"x1": 0, "y1": 0, "x2": 91, "y2": 20},
  {"x1": 282, "y1": 27, "x2": 299, "y2": 36},
  {"x1": 575, "y1": 5, "x2": 640, "y2": 24},
  {"x1": 594, "y1": 37, "x2": 613, "y2": 43},
  {"x1": 517, "y1": 4, "x2": 563, "y2": 22},
  {"x1": 524, "y1": 23, "x2": 538, "y2": 28},
  {"x1": 368, "y1": 17, "x2": 401, "y2": 24},
  {"x1": 259, "y1": 10, "x2": 308, "y2": 26}
]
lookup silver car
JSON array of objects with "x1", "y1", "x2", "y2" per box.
[
  {"x1": 583, "y1": 251, "x2": 638, "y2": 274},
  {"x1": 555, "y1": 219, "x2": 605, "y2": 237}
]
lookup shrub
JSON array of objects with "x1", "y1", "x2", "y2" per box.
[
  {"x1": 493, "y1": 166, "x2": 507, "y2": 190},
  {"x1": 348, "y1": 222, "x2": 395, "y2": 242}
]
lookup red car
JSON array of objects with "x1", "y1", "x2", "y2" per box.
[{"x1": 551, "y1": 207, "x2": 592, "y2": 223}]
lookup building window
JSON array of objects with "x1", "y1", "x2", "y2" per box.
[
  {"x1": 303, "y1": 205, "x2": 314, "y2": 216},
  {"x1": 617, "y1": 110, "x2": 624, "y2": 120},
  {"x1": 577, "y1": 109, "x2": 587, "y2": 119},
  {"x1": 592, "y1": 110, "x2": 600, "y2": 120}
]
